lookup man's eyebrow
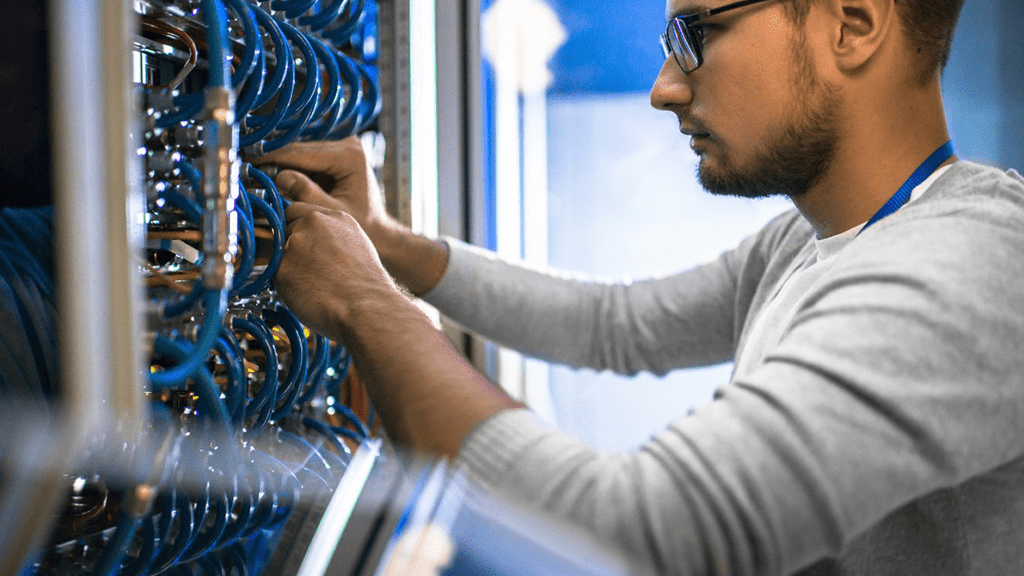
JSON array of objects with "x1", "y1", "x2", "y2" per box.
[{"x1": 666, "y1": 3, "x2": 710, "y2": 21}]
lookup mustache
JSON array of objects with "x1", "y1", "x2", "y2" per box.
[{"x1": 678, "y1": 118, "x2": 711, "y2": 136}]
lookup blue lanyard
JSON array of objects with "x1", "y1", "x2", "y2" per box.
[{"x1": 859, "y1": 140, "x2": 955, "y2": 234}]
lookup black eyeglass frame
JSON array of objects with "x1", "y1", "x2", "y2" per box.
[{"x1": 660, "y1": 0, "x2": 776, "y2": 73}]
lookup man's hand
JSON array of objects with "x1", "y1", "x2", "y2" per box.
[
  {"x1": 256, "y1": 137, "x2": 394, "y2": 242},
  {"x1": 275, "y1": 201, "x2": 520, "y2": 458},
  {"x1": 275, "y1": 201, "x2": 400, "y2": 339},
  {"x1": 256, "y1": 137, "x2": 449, "y2": 297}
]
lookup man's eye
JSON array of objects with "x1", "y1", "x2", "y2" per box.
[{"x1": 691, "y1": 25, "x2": 709, "y2": 44}]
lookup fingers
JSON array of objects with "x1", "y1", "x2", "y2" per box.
[
  {"x1": 283, "y1": 201, "x2": 328, "y2": 235},
  {"x1": 275, "y1": 169, "x2": 335, "y2": 206},
  {"x1": 283, "y1": 201, "x2": 359, "y2": 235},
  {"x1": 253, "y1": 136, "x2": 364, "y2": 175}
]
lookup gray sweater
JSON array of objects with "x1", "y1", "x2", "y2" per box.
[{"x1": 422, "y1": 161, "x2": 1024, "y2": 576}]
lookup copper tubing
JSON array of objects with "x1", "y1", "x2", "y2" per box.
[{"x1": 140, "y1": 16, "x2": 198, "y2": 91}]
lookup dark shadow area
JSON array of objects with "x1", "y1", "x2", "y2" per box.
[{"x1": 0, "y1": 1, "x2": 52, "y2": 207}]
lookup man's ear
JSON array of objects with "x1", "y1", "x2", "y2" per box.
[{"x1": 822, "y1": 0, "x2": 896, "y2": 72}]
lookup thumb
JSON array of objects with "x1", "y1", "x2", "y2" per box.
[{"x1": 276, "y1": 169, "x2": 339, "y2": 209}]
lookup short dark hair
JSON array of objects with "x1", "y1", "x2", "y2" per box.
[{"x1": 782, "y1": 0, "x2": 966, "y2": 84}]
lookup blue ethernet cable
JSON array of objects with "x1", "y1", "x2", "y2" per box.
[
  {"x1": 236, "y1": 192, "x2": 284, "y2": 298},
  {"x1": 232, "y1": 315, "x2": 279, "y2": 423},
  {"x1": 296, "y1": 332, "x2": 329, "y2": 406},
  {"x1": 151, "y1": 331, "x2": 232, "y2": 429},
  {"x1": 230, "y1": 199, "x2": 256, "y2": 296},
  {"x1": 244, "y1": 164, "x2": 285, "y2": 224},
  {"x1": 201, "y1": 0, "x2": 231, "y2": 90},
  {"x1": 278, "y1": 431, "x2": 334, "y2": 481},
  {"x1": 301, "y1": 0, "x2": 350, "y2": 31},
  {"x1": 271, "y1": 0, "x2": 318, "y2": 18},
  {"x1": 301, "y1": 415, "x2": 353, "y2": 462},
  {"x1": 323, "y1": 0, "x2": 367, "y2": 46},
  {"x1": 241, "y1": 7, "x2": 294, "y2": 147},
  {"x1": 224, "y1": 0, "x2": 261, "y2": 95},
  {"x1": 212, "y1": 331, "x2": 246, "y2": 423},
  {"x1": 263, "y1": 306, "x2": 309, "y2": 421},
  {"x1": 258, "y1": 23, "x2": 323, "y2": 153},
  {"x1": 150, "y1": 290, "x2": 229, "y2": 395},
  {"x1": 300, "y1": 36, "x2": 344, "y2": 139}
]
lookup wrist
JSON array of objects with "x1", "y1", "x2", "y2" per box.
[{"x1": 370, "y1": 222, "x2": 449, "y2": 297}]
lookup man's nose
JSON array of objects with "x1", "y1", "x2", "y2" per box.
[{"x1": 650, "y1": 58, "x2": 694, "y2": 112}]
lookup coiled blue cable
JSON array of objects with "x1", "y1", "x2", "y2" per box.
[
  {"x1": 323, "y1": 51, "x2": 363, "y2": 139},
  {"x1": 323, "y1": 0, "x2": 366, "y2": 46},
  {"x1": 328, "y1": 407, "x2": 369, "y2": 443},
  {"x1": 353, "y1": 60, "x2": 382, "y2": 132},
  {"x1": 262, "y1": 307, "x2": 308, "y2": 421},
  {"x1": 152, "y1": 489, "x2": 195, "y2": 571},
  {"x1": 258, "y1": 24, "x2": 322, "y2": 153},
  {"x1": 151, "y1": 337, "x2": 232, "y2": 436},
  {"x1": 301, "y1": 416, "x2": 352, "y2": 462},
  {"x1": 180, "y1": 483, "x2": 230, "y2": 563},
  {"x1": 278, "y1": 23, "x2": 322, "y2": 120},
  {"x1": 296, "y1": 332, "x2": 329, "y2": 406},
  {"x1": 224, "y1": 0, "x2": 260, "y2": 94},
  {"x1": 271, "y1": 0, "x2": 318, "y2": 17},
  {"x1": 241, "y1": 468, "x2": 275, "y2": 538},
  {"x1": 232, "y1": 315, "x2": 279, "y2": 426},
  {"x1": 244, "y1": 164, "x2": 285, "y2": 224},
  {"x1": 159, "y1": 185, "x2": 203, "y2": 224},
  {"x1": 301, "y1": 0, "x2": 350, "y2": 31},
  {"x1": 212, "y1": 329, "x2": 246, "y2": 423},
  {"x1": 229, "y1": 199, "x2": 256, "y2": 296},
  {"x1": 300, "y1": 37, "x2": 344, "y2": 139},
  {"x1": 241, "y1": 8, "x2": 294, "y2": 148},
  {"x1": 235, "y1": 193, "x2": 284, "y2": 298},
  {"x1": 250, "y1": 6, "x2": 289, "y2": 111},
  {"x1": 278, "y1": 431, "x2": 333, "y2": 481},
  {"x1": 236, "y1": 44, "x2": 266, "y2": 122},
  {"x1": 176, "y1": 158, "x2": 203, "y2": 200},
  {"x1": 213, "y1": 475, "x2": 252, "y2": 547},
  {"x1": 250, "y1": 450, "x2": 298, "y2": 529},
  {"x1": 150, "y1": 291, "x2": 228, "y2": 393}
]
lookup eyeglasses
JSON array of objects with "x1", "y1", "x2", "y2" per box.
[{"x1": 660, "y1": 0, "x2": 776, "y2": 73}]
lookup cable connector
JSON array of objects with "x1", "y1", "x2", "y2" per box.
[{"x1": 200, "y1": 87, "x2": 239, "y2": 291}]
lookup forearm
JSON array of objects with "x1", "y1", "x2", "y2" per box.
[
  {"x1": 329, "y1": 284, "x2": 520, "y2": 456},
  {"x1": 371, "y1": 222, "x2": 449, "y2": 297},
  {"x1": 423, "y1": 239, "x2": 741, "y2": 374}
]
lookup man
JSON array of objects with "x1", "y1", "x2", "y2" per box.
[{"x1": 260, "y1": 0, "x2": 1024, "y2": 573}]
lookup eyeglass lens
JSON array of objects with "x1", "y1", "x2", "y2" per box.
[{"x1": 668, "y1": 19, "x2": 702, "y2": 72}]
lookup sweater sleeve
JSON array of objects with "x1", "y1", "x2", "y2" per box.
[
  {"x1": 422, "y1": 211, "x2": 810, "y2": 375},
  {"x1": 456, "y1": 177, "x2": 1024, "y2": 576}
]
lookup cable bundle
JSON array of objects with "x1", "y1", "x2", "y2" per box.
[{"x1": 13, "y1": 1, "x2": 383, "y2": 574}]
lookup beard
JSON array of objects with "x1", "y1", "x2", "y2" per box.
[{"x1": 697, "y1": 36, "x2": 842, "y2": 199}]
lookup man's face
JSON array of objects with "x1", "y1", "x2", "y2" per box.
[{"x1": 651, "y1": 0, "x2": 842, "y2": 199}]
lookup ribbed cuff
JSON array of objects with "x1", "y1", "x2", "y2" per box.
[{"x1": 456, "y1": 408, "x2": 557, "y2": 491}]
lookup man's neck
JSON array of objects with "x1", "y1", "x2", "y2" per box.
[{"x1": 791, "y1": 84, "x2": 954, "y2": 238}]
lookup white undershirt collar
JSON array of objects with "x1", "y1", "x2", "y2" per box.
[{"x1": 814, "y1": 163, "x2": 955, "y2": 261}]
